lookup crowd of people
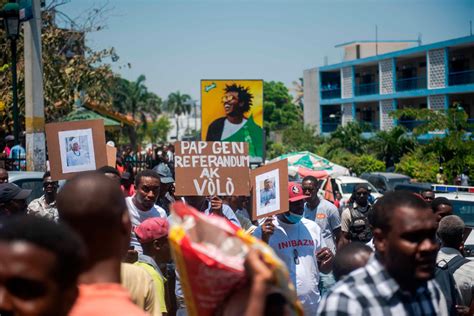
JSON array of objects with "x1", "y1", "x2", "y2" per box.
[{"x1": 0, "y1": 155, "x2": 473, "y2": 316}]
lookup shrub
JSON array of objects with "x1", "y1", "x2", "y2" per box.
[
  {"x1": 350, "y1": 154, "x2": 386, "y2": 175},
  {"x1": 395, "y1": 148, "x2": 438, "y2": 182}
]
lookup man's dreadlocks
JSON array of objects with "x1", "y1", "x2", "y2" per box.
[{"x1": 224, "y1": 83, "x2": 253, "y2": 113}]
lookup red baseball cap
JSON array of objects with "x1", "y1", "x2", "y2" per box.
[
  {"x1": 134, "y1": 217, "x2": 169, "y2": 243},
  {"x1": 288, "y1": 183, "x2": 307, "y2": 202}
]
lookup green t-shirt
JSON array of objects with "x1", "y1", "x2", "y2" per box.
[
  {"x1": 134, "y1": 261, "x2": 167, "y2": 313},
  {"x1": 223, "y1": 114, "x2": 263, "y2": 159}
]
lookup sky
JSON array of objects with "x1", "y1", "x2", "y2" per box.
[{"x1": 60, "y1": 0, "x2": 474, "y2": 102}]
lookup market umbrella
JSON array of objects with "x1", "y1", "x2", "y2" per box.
[{"x1": 271, "y1": 151, "x2": 348, "y2": 179}]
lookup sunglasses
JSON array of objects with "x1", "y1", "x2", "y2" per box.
[
  {"x1": 356, "y1": 191, "x2": 369, "y2": 196},
  {"x1": 222, "y1": 95, "x2": 238, "y2": 103}
]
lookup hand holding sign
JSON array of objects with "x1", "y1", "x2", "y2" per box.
[
  {"x1": 261, "y1": 217, "x2": 275, "y2": 244},
  {"x1": 210, "y1": 195, "x2": 224, "y2": 216},
  {"x1": 174, "y1": 141, "x2": 250, "y2": 196},
  {"x1": 250, "y1": 159, "x2": 289, "y2": 220}
]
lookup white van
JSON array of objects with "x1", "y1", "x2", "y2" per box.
[{"x1": 318, "y1": 176, "x2": 382, "y2": 206}]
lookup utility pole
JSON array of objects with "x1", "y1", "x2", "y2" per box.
[
  {"x1": 194, "y1": 100, "x2": 197, "y2": 138},
  {"x1": 24, "y1": 0, "x2": 46, "y2": 171},
  {"x1": 11, "y1": 35, "x2": 19, "y2": 145}
]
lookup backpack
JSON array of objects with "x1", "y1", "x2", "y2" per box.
[
  {"x1": 435, "y1": 255, "x2": 470, "y2": 315},
  {"x1": 348, "y1": 206, "x2": 373, "y2": 243}
]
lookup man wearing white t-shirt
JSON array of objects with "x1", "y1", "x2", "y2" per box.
[
  {"x1": 253, "y1": 183, "x2": 333, "y2": 315},
  {"x1": 127, "y1": 169, "x2": 167, "y2": 254}
]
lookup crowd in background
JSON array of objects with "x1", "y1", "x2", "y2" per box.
[{"x1": 0, "y1": 142, "x2": 473, "y2": 315}]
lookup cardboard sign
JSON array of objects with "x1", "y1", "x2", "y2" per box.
[
  {"x1": 174, "y1": 141, "x2": 250, "y2": 196},
  {"x1": 45, "y1": 119, "x2": 107, "y2": 180},
  {"x1": 106, "y1": 145, "x2": 117, "y2": 167},
  {"x1": 250, "y1": 159, "x2": 289, "y2": 220}
]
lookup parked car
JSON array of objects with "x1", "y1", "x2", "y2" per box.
[
  {"x1": 360, "y1": 172, "x2": 411, "y2": 193},
  {"x1": 319, "y1": 176, "x2": 382, "y2": 204},
  {"x1": 8, "y1": 171, "x2": 45, "y2": 204}
]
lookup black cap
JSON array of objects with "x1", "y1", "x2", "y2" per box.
[
  {"x1": 153, "y1": 163, "x2": 174, "y2": 184},
  {"x1": 353, "y1": 183, "x2": 369, "y2": 192},
  {"x1": 0, "y1": 183, "x2": 32, "y2": 203}
]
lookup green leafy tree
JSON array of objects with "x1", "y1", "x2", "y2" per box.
[
  {"x1": 330, "y1": 122, "x2": 368, "y2": 155},
  {"x1": 392, "y1": 105, "x2": 474, "y2": 181},
  {"x1": 281, "y1": 123, "x2": 323, "y2": 152},
  {"x1": 263, "y1": 81, "x2": 302, "y2": 137},
  {"x1": 328, "y1": 150, "x2": 385, "y2": 176},
  {"x1": 266, "y1": 142, "x2": 288, "y2": 159},
  {"x1": 291, "y1": 77, "x2": 304, "y2": 110},
  {"x1": 138, "y1": 116, "x2": 172, "y2": 144},
  {"x1": 350, "y1": 154, "x2": 386, "y2": 175},
  {"x1": 395, "y1": 147, "x2": 438, "y2": 182},
  {"x1": 266, "y1": 123, "x2": 323, "y2": 159},
  {"x1": 0, "y1": 2, "x2": 118, "y2": 132},
  {"x1": 369, "y1": 126, "x2": 415, "y2": 167},
  {"x1": 111, "y1": 75, "x2": 162, "y2": 147},
  {"x1": 165, "y1": 91, "x2": 192, "y2": 139}
]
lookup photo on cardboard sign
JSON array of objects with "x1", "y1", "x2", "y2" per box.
[
  {"x1": 45, "y1": 119, "x2": 107, "y2": 181},
  {"x1": 251, "y1": 159, "x2": 289, "y2": 220}
]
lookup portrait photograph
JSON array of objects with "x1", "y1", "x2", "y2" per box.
[
  {"x1": 58, "y1": 128, "x2": 96, "y2": 173},
  {"x1": 255, "y1": 169, "x2": 280, "y2": 218}
]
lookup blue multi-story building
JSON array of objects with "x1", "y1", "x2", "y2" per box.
[{"x1": 303, "y1": 36, "x2": 474, "y2": 133}]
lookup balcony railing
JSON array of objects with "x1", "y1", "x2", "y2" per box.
[
  {"x1": 449, "y1": 70, "x2": 474, "y2": 86},
  {"x1": 321, "y1": 88, "x2": 341, "y2": 99},
  {"x1": 354, "y1": 82, "x2": 379, "y2": 96},
  {"x1": 321, "y1": 122, "x2": 340, "y2": 133},
  {"x1": 398, "y1": 120, "x2": 425, "y2": 131},
  {"x1": 396, "y1": 76, "x2": 427, "y2": 91}
]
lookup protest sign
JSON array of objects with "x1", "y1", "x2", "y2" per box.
[
  {"x1": 250, "y1": 159, "x2": 289, "y2": 220},
  {"x1": 174, "y1": 141, "x2": 250, "y2": 196},
  {"x1": 201, "y1": 80, "x2": 264, "y2": 163},
  {"x1": 45, "y1": 119, "x2": 107, "y2": 180}
]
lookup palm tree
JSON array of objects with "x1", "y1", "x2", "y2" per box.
[
  {"x1": 165, "y1": 91, "x2": 192, "y2": 140},
  {"x1": 291, "y1": 77, "x2": 304, "y2": 110},
  {"x1": 112, "y1": 75, "x2": 162, "y2": 147},
  {"x1": 330, "y1": 121, "x2": 367, "y2": 154},
  {"x1": 370, "y1": 126, "x2": 415, "y2": 167}
]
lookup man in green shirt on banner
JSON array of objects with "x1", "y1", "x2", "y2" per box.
[{"x1": 206, "y1": 83, "x2": 263, "y2": 159}]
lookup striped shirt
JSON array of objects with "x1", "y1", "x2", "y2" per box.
[{"x1": 318, "y1": 255, "x2": 448, "y2": 316}]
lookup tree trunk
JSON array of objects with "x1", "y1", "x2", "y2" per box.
[
  {"x1": 126, "y1": 125, "x2": 137, "y2": 148},
  {"x1": 176, "y1": 114, "x2": 180, "y2": 140}
]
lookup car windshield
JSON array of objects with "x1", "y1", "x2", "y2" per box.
[
  {"x1": 452, "y1": 200, "x2": 474, "y2": 228},
  {"x1": 387, "y1": 178, "x2": 410, "y2": 187},
  {"x1": 340, "y1": 182, "x2": 379, "y2": 194}
]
